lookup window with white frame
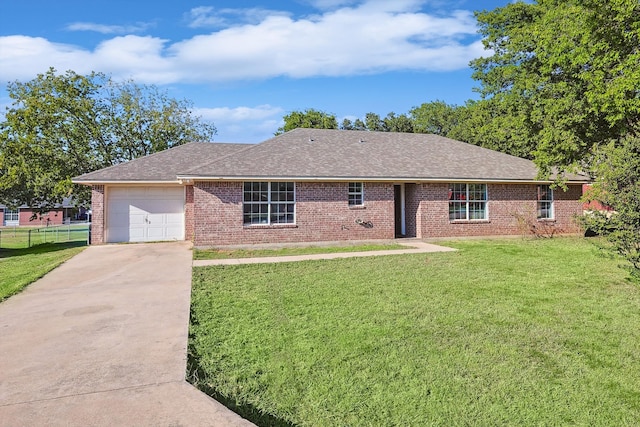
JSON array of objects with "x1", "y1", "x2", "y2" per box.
[
  {"x1": 348, "y1": 182, "x2": 364, "y2": 206},
  {"x1": 243, "y1": 182, "x2": 295, "y2": 225},
  {"x1": 4, "y1": 208, "x2": 19, "y2": 222},
  {"x1": 537, "y1": 185, "x2": 554, "y2": 219},
  {"x1": 449, "y1": 183, "x2": 488, "y2": 221}
]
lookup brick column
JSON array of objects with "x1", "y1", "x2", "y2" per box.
[
  {"x1": 184, "y1": 185, "x2": 195, "y2": 242},
  {"x1": 91, "y1": 185, "x2": 105, "y2": 244}
]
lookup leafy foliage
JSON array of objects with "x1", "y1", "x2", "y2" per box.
[
  {"x1": 276, "y1": 109, "x2": 338, "y2": 134},
  {"x1": 470, "y1": 0, "x2": 640, "y2": 275},
  {"x1": 583, "y1": 136, "x2": 640, "y2": 278},
  {"x1": 471, "y1": 0, "x2": 640, "y2": 175},
  {"x1": 410, "y1": 100, "x2": 461, "y2": 136},
  {"x1": 0, "y1": 68, "x2": 216, "y2": 210},
  {"x1": 280, "y1": 109, "x2": 415, "y2": 134}
]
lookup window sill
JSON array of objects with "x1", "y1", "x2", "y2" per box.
[
  {"x1": 449, "y1": 219, "x2": 490, "y2": 224},
  {"x1": 537, "y1": 218, "x2": 556, "y2": 223},
  {"x1": 349, "y1": 205, "x2": 366, "y2": 210},
  {"x1": 243, "y1": 223, "x2": 298, "y2": 229}
]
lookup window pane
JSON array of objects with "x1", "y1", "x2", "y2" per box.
[
  {"x1": 5, "y1": 209, "x2": 18, "y2": 221},
  {"x1": 449, "y1": 202, "x2": 466, "y2": 220},
  {"x1": 537, "y1": 201, "x2": 552, "y2": 219},
  {"x1": 537, "y1": 185, "x2": 553, "y2": 201},
  {"x1": 449, "y1": 184, "x2": 487, "y2": 220},
  {"x1": 537, "y1": 185, "x2": 553, "y2": 219},
  {"x1": 244, "y1": 181, "x2": 295, "y2": 225},
  {"x1": 348, "y1": 182, "x2": 364, "y2": 206},
  {"x1": 271, "y1": 203, "x2": 294, "y2": 224},
  {"x1": 449, "y1": 183, "x2": 466, "y2": 200},
  {"x1": 348, "y1": 182, "x2": 362, "y2": 193},
  {"x1": 348, "y1": 194, "x2": 362, "y2": 205},
  {"x1": 468, "y1": 184, "x2": 487, "y2": 201},
  {"x1": 469, "y1": 202, "x2": 486, "y2": 220}
]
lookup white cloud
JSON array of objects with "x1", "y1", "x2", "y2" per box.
[
  {"x1": 186, "y1": 6, "x2": 289, "y2": 28},
  {"x1": 92, "y1": 36, "x2": 178, "y2": 84},
  {"x1": 0, "y1": 36, "x2": 95, "y2": 80},
  {"x1": 0, "y1": 1, "x2": 485, "y2": 84},
  {"x1": 194, "y1": 105, "x2": 284, "y2": 142},
  {"x1": 304, "y1": 0, "x2": 360, "y2": 10},
  {"x1": 66, "y1": 22, "x2": 153, "y2": 34},
  {"x1": 186, "y1": 7, "x2": 226, "y2": 28},
  {"x1": 195, "y1": 104, "x2": 283, "y2": 122}
]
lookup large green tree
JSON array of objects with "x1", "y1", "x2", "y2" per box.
[
  {"x1": 0, "y1": 68, "x2": 215, "y2": 210},
  {"x1": 276, "y1": 109, "x2": 338, "y2": 134},
  {"x1": 472, "y1": 0, "x2": 640, "y2": 275},
  {"x1": 472, "y1": 0, "x2": 640, "y2": 175},
  {"x1": 586, "y1": 137, "x2": 640, "y2": 277},
  {"x1": 410, "y1": 100, "x2": 461, "y2": 136}
]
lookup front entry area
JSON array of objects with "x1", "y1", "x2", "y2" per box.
[
  {"x1": 394, "y1": 184, "x2": 406, "y2": 238},
  {"x1": 106, "y1": 186, "x2": 185, "y2": 243}
]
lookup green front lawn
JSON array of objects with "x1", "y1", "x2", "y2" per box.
[
  {"x1": 194, "y1": 243, "x2": 407, "y2": 260},
  {"x1": 0, "y1": 242, "x2": 86, "y2": 301},
  {"x1": 189, "y1": 238, "x2": 640, "y2": 426}
]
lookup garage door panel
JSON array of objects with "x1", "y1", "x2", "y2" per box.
[
  {"x1": 129, "y1": 204, "x2": 148, "y2": 214},
  {"x1": 129, "y1": 228, "x2": 146, "y2": 241},
  {"x1": 165, "y1": 213, "x2": 183, "y2": 225},
  {"x1": 108, "y1": 201, "x2": 131, "y2": 215},
  {"x1": 129, "y1": 213, "x2": 147, "y2": 225},
  {"x1": 106, "y1": 186, "x2": 185, "y2": 243},
  {"x1": 108, "y1": 226, "x2": 130, "y2": 243},
  {"x1": 107, "y1": 212, "x2": 129, "y2": 226}
]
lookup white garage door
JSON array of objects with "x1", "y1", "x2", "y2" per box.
[{"x1": 106, "y1": 187, "x2": 185, "y2": 243}]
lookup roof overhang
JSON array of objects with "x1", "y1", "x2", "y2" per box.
[
  {"x1": 72, "y1": 180, "x2": 184, "y2": 186},
  {"x1": 175, "y1": 175, "x2": 591, "y2": 185}
]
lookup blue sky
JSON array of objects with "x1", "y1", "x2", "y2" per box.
[{"x1": 0, "y1": 0, "x2": 510, "y2": 143}]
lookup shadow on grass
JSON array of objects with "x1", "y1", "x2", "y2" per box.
[
  {"x1": 187, "y1": 344, "x2": 298, "y2": 427},
  {"x1": 0, "y1": 241, "x2": 87, "y2": 259}
]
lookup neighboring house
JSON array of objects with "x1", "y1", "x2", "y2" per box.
[
  {"x1": 582, "y1": 183, "x2": 614, "y2": 212},
  {"x1": 73, "y1": 129, "x2": 590, "y2": 246},
  {"x1": 0, "y1": 198, "x2": 85, "y2": 227}
]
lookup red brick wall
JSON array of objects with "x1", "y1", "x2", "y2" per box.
[
  {"x1": 88, "y1": 180, "x2": 583, "y2": 245},
  {"x1": 91, "y1": 185, "x2": 105, "y2": 244},
  {"x1": 185, "y1": 185, "x2": 195, "y2": 241},
  {"x1": 0, "y1": 209, "x2": 4, "y2": 226},
  {"x1": 19, "y1": 209, "x2": 65, "y2": 226},
  {"x1": 193, "y1": 181, "x2": 395, "y2": 246},
  {"x1": 554, "y1": 184, "x2": 584, "y2": 233},
  {"x1": 417, "y1": 183, "x2": 583, "y2": 238},
  {"x1": 190, "y1": 181, "x2": 583, "y2": 246}
]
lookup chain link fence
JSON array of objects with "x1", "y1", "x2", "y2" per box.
[{"x1": 0, "y1": 223, "x2": 90, "y2": 249}]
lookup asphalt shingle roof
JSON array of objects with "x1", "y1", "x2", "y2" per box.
[
  {"x1": 74, "y1": 129, "x2": 589, "y2": 184},
  {"x1": 180, "y1": 129, "x2": 588, "y2": 182},
  {"x1": 73, "y1": 142, "x2": 250, "y2": 182}
]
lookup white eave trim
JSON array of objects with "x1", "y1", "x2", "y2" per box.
[
  {"x1": 175, "y1": 175, "x2": 590, "y2": 185},
  {"x1": 72, "y1": 180, "x2": 184, "y2": 186}
]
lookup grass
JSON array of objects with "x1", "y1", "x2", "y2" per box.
[
  {"x1": 189, "y1": 237, "x2": 640, "y2": 426},
  {"x1": 193, "y1": 243, "x2": 407, "y2": 260},
  {"x1": 0, "y1": 224, "x2": 89, "y2": 249},
  {"x1": 0, "y1": 242, "x2": 87, "y2": 301}
]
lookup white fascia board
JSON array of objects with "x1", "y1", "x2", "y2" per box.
[
  {"x1": 175, "y1": 175, "x2": 590, "y2": 184},
  {"x1": 72, "y1": 180, "x2": 183, "y2": 186}
]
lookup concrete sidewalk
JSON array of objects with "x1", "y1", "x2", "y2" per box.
[
  {"x1": 193, "y1": 239, "x2": 456, "y2": 266},
  {"x1": 0, "y1": 242, "x2": 254, "y2": 427}
]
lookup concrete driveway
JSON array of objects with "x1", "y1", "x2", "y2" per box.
[{"x1": 0, "y1": 242, "x2": 254, "y2": 427}]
